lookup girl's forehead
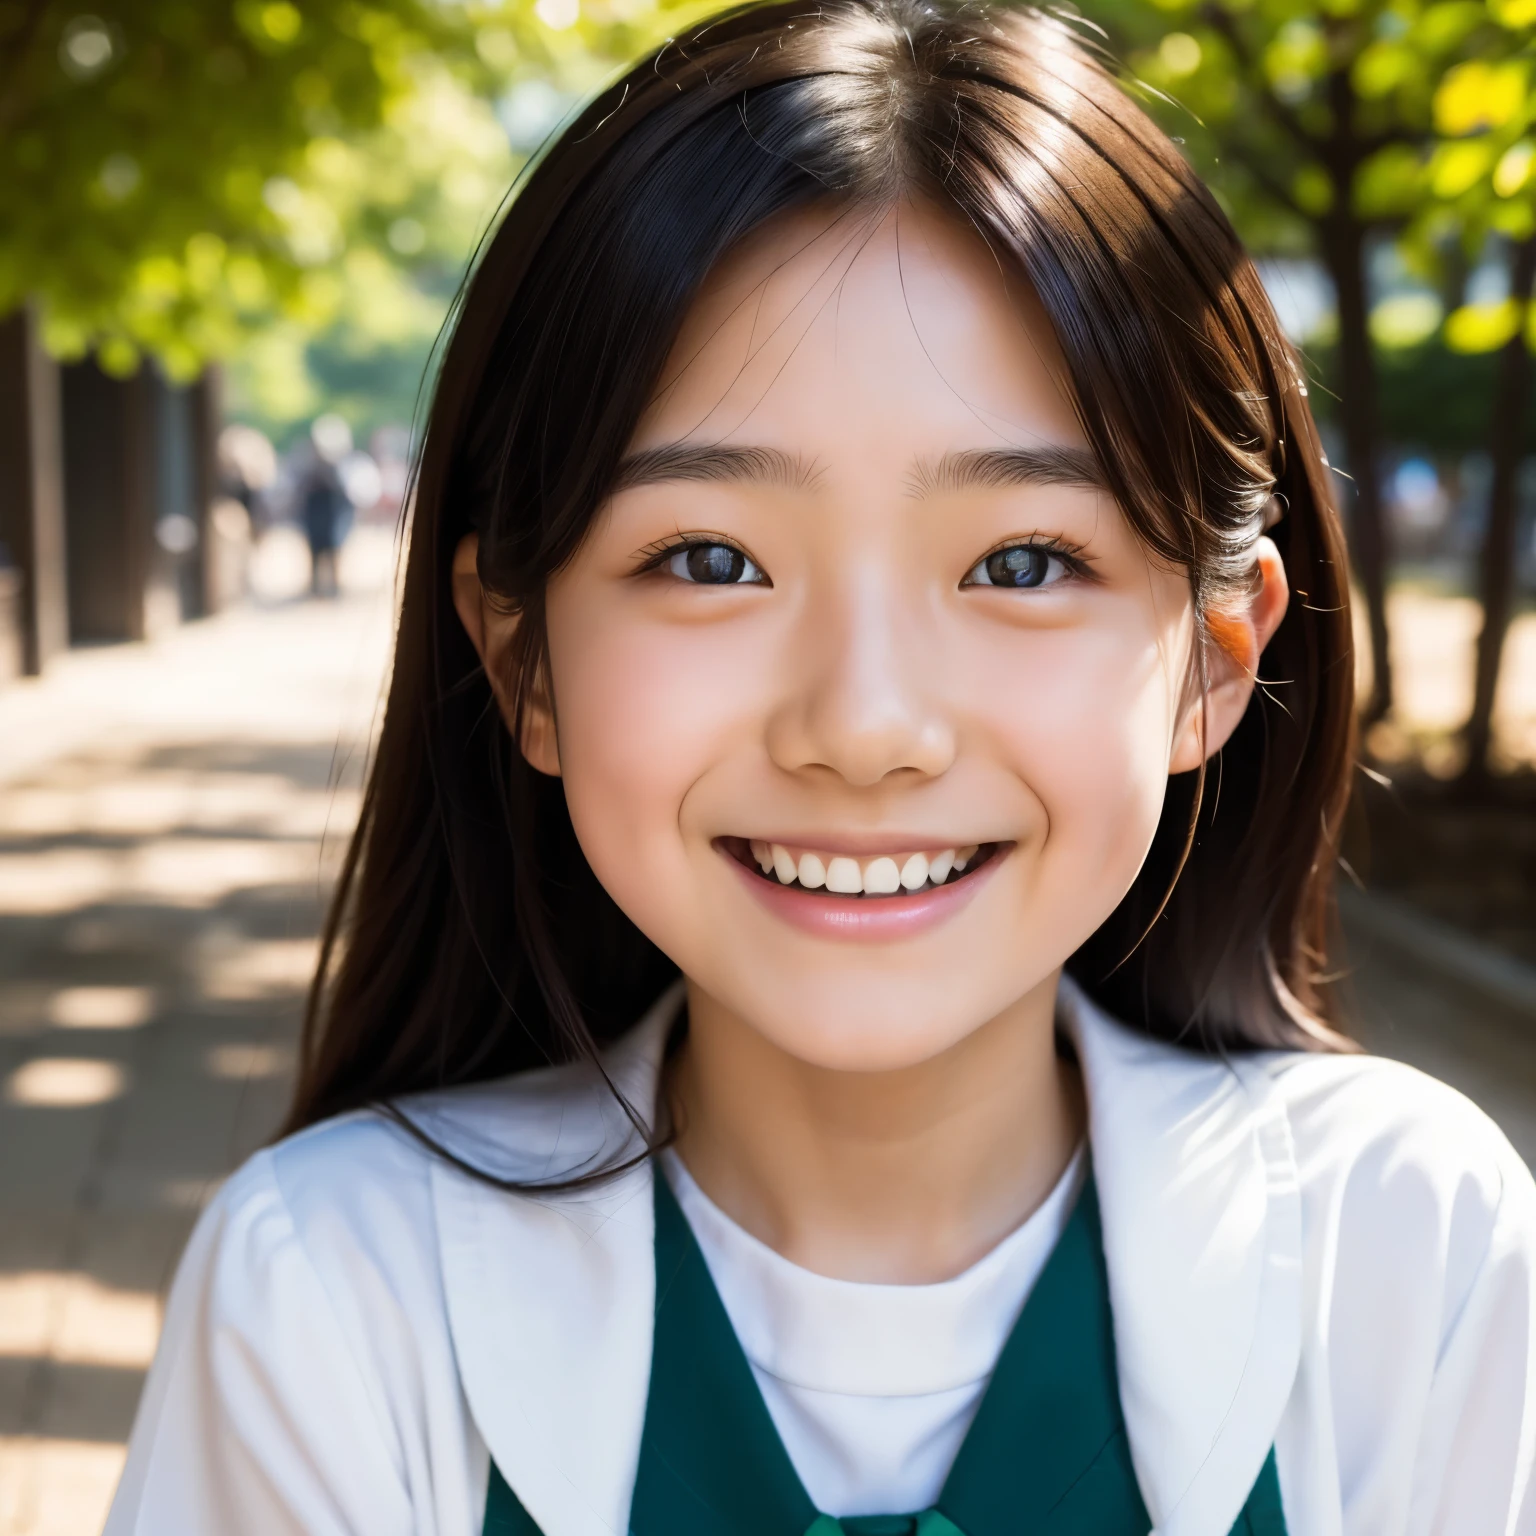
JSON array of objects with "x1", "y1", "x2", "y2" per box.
[{"x1": 634, "y1": 198, "x2": 1090, "y2": 463}]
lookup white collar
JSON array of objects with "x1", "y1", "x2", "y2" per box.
[{"x1": 426, "y1": 978, "x2": 1301, "y2": 1536}]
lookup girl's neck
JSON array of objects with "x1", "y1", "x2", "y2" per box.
[{"x1": 666, "y1": 974, "x2": 1085, "y2": 1285}]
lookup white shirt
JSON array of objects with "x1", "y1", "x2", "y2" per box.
[
  {"x1": 104, "y1": 979, "x2": 1536, "y2": 1536},
  {"x1": 661, "y1": 1145, "x2": 1086, "y2": 1517}
]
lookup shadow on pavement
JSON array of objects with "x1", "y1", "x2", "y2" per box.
[{"x1": 0, "y1": 729, "x2": 355, "y2": 1532}]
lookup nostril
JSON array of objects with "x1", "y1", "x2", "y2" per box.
[{"x1": 764, "y1": 691, "x2": 957, "y2": 786}]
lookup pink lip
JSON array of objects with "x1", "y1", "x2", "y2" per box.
[{"x1": 723, "y1": 843, "x2": 1005, "y2": 943}]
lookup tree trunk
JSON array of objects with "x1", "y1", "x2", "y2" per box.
[
  {"x1": 0, "y1": 304, "x2": 69, "y2": 675},
  {"x1": 1323, "y1": 211, "x2": 1393, "y2": 721},
  {"x1": 1461, "y1": 235, "x2": 1536, "y2": 782}
]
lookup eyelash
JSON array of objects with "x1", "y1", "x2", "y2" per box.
[
  {"x1": 633, "y1": 534, "x2": 1093, "y2": 588},
  {"x1": 634, "y1": 535, "x2": 771, "y2": 586},
  {"x1": 961, "y1": 537, "x2": 1093, "y2": 590}
]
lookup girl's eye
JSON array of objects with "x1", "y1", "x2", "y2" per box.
[
  {"x1": 666, "y1": 542, "x2": 767, "y2": 585},
  {"x1": 963, "y1": 544, "x2": 1070, "y2": 590}
]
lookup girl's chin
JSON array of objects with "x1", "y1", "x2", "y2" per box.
[
  {"x1": 719, "y1": 838, "x2": 1008, "y2": 944},
  {"x1": 709, "y1": 991, "x2": 994, "y2": 1073}
]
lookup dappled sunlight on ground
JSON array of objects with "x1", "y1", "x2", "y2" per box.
[{"x1": 0, "y1": 537, "x2": 393, "y2": 1536}]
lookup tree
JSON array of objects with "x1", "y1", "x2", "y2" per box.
[
  {"x1": 221, "y1": 53, "x2": 517, "y2": 440},
  {"x1": 1463, "y1": 233, "x2": 1536, "y2": 777},
  {"x1": 0, "y1": 0, "x2": 711, "y2": 387},
  {"x1": 0, "y1": 1, "x2": 483, "y2": 377},
  {"x1": 1095, "y1": 0, "x2": 1521, "y2": 722},
  {"x1": 218, "y1": 0, "x2": 721, "y2": 442},
  {"x1": 1408, "y1": 47, "x2": 1536, "y2": 779}
]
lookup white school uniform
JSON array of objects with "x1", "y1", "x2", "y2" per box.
[{"x1": 106, "y1": 977, "x2": 1536, "y2": 1536}]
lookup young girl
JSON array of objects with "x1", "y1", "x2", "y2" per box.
[{"x1": 107, "y1": 3, "x2": 1536, "y2": 1532}]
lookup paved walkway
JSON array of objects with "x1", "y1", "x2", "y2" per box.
[
  {"x1": 0, "y1": 534, "x2": 393, "y2": 1536},
  {"x1": 1344, "y1": 908, "x2": 1536, "y2": 1165},
  {"x1": 0, "y1": 545, "x2": 1532, "y2": 1535}
]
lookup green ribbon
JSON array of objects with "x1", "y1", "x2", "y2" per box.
[{"x1": 806, "y1": 1513, "x2": 968, "y2": 1536}]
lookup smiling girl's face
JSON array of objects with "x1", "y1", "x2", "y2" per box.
[{"x1": 459, "y1": 199, "x2": 1284, "y2": 1075}]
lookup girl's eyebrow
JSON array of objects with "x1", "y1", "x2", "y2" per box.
[
  {"x1": 613, "y1": 442, "x2": 824, "y2": 492},
  {"x1": 612, "y1": 441, "x2": 1104, "y2": 498},
  {"x1": 906, "y1": 446, "x2": 1107, "y2": 498}
]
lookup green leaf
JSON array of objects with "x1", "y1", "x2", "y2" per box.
[
  {"x1": 1371, "y1": 292, "x2": 1445, "y2": 346},
  {"x1": 1434, "y1": 60, "x2": 1530, "y2": 134},
  {"x1": 1490, "y1": 198, "x2": 1536, "y2": 236},
  {"x1": 1494, "y1": 139, "x2": 1535, "y2": 195},
  {"x1": 1491, "y1": 0, "x2": 1536, "y2": 27},
  {"x1": 1445, "y1": 298, "x2": 1524, "y2": 350},
  {"x1": 1295, "y1": 163, "x2": 1336, "y2": 215},
  {"x1": 1430, "y1": 136, "x2": 1497, "y2": 195},
  {"x1": 1353, "y1": 39, "x2": 1418, "y2": 98},
  {"x1": 1159, "y1": 31, "x2": 1205, "y2": 74},
  {"x1": 1357, "y1": 142, "x2": 1426, "y2": 215},
  {"x1": 1414, "y1": 1, "x2": 1486, "y2": 54}
]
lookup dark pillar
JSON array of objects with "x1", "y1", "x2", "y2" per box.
[
  {"x1": 59, "y1": 358, "x2": 218, "y2": 643},
  {"x1": 61, "y1": 360, "x2": 158, "y2": 642},
  {"x1": 0, "y1": 307, "x2": 70, "y2": 674}
]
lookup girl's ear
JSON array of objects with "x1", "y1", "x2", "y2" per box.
[
  {"x1": 1168, "y1": 536, "x2": 1290, "y2": 775},
  {"x1": 451, "y1": 533, "x2": 561, "y2": 776}
]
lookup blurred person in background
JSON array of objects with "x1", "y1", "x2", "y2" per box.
[
  {"x1": 217, "y1": 423, "x2": 278, "y2": 535},
  {"x1": 208, "y1": 425, "x2": 280, "y2": 610},
  {"x1": 296, "y1": 413, "x2": 356, "y2": 598}
]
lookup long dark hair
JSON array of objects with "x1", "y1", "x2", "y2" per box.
[{"x1": 283, "y1": 0, "x2": 1356, "y2": 1140}]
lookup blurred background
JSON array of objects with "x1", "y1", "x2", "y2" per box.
[{"x1": 0, "y1": 0, "x2": 1534, "y2": 1530}]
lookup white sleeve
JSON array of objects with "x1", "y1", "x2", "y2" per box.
[
  {"x1": 1409, "y1": 1157, "x2": 1536, "y2": 1535},
  {"x1": 104, "y1": 1152, "x2": 415, "y2": 1536}
]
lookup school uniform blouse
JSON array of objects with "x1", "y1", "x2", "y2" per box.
[
  {"x1": 658, "y1": 1143, "x2": 1087, "y2": 1517},
  {"x1": 105, "y1": 977, "x2": 1536, "y2": 1536}
]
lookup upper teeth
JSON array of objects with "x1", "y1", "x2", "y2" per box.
[{"x1": 748, "y1": 841, "x2": 980, "y2": 895}]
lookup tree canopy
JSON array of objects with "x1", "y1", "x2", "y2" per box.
[
  {"x1": 1084, "y1": 0, "x2": 1535, "y2": 719},
  {"x1": 1, "y1": 1, "x2": 476, "y2": 375},
  {"x1": 0, "y1": 0, "x2": 709, "y2": 412}
]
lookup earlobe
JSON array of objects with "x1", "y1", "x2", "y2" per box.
[
  {"x1": 518, "y1": 691, "x2": 562, "y2": 777},
  {"x1": 450, "y1": 532, "x2": 562, "y2": 777},
  {"x1": 1168, "y1": 536, "x2": 1290, "y2": 775},
  {"x1": 451, "y1": 533, "x2": 487, "y2": 658}
]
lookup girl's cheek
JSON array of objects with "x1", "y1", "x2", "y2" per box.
[
  {"x1": 546, "y1": 600, "x2": 771, "y2": 929},
  {"x1": 982, "y1": 623, "x2": 1183, "y2": 911}
]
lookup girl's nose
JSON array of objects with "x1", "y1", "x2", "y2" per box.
[{"x1": 765, "y1": 576, "x2": 957, "y2": 787}]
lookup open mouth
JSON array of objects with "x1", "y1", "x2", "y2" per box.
[{"x1": 722, "y1": 837, "x2": 1004, "y2": 898}]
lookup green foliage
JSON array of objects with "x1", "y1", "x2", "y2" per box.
[
  {"x1": 1307, "y1": 334, "x2": 1536, "y2": 447},
  {"x1": 0, "y1": 0, "x2": 714, "y2": 413},
  {"x1": 221, "y1": 53, "x2": 517, "y2": 435},
  {"x1": 23, "y1": 0, "x2": 1530, "y2": 437},
  {"x1": 0, "y1": 0, "x2": 480, "y2": 377},
  {"x1": 229, "y1": 0, "x2": 720, "y2": 438},
  {"x1": 1089, "y1": 0, "x2": 1531, "y2": 254},
  {"x1": 1407, "y1": 42, "x2": 1536, "y2": 353}
]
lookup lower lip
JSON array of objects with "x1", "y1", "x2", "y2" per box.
[{"x1": 723, "y1": 846, "x2": 1005, "y2": 942}]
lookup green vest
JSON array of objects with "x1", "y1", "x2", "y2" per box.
[{"x1": 485, "y1": 1173, "x2": 1287, "y2": 1536}]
